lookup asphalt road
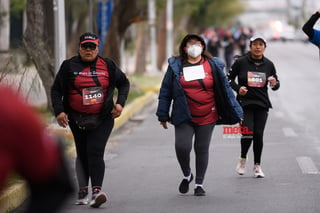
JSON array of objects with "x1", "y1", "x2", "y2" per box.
[{"x1": 12, "y1": 41, "x2": 320, "y2": 213}]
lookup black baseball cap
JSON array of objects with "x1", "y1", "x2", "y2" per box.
[{"x1": 79, "y1": 32, "x2": 99, "y2": 45}]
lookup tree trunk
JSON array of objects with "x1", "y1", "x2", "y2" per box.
[
  {"x1": 104, "y1": 15, "x2": 121, "y2": 64},
  {"x1": 157, "y1": 9, "x2": 166, "y2": 71},
  {"x1": 104, "y1": 0, "x2": 146, "y2": 66},
  {"x1": 135, "y1": 23, "x2": 147, "y2": 74},
  {"x1": 23, "y1": 0, "x2": 55, "y2": 111}
]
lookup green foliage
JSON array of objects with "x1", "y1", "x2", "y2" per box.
[
  {"x1": 173, "y1": 0, "x2": 244, "y2": 30},
  {"x1": 197, "y1": 0, "x2": 244, "y2": 27},
  {"x1": 174, "y1": 0, "x2": 207, "y2": 17},
  {"x1": 10, "y1": 0, "x2": 26, "y2": 17},
  {"x1": 65, "y1": 0, "x2": 88, "y2": 20}
]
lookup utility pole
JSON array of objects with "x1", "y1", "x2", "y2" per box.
[
  {"x1": 286, "y1": 0, "x2": 291, "y2": 24},
  {"x1": 53, "y1": 0, "x2": 66, "y2": 73},
  {"x1": 166, "y1": 0, "x2": 173, "y2": 60},
  {"x1": 301, "y1": 0, "x2": 307, "y2": 21},
  {"x1": 148, "y1": 0, "x2": 158, "y2": 73},
  {"x1": 0, "y1": 0, "x2": 10, "y2": 52}
]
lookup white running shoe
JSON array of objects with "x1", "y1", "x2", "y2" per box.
[
  {"x1": 236, "y1": 158, "x2": 246, "y2": 175},
  {"x1": 75, "y1": 190, "x2": 89, "y2": 205},
  {"x1": 253, "y1": 164, "x2": 265, "y2": 178},
  {"x1": 90, "y1": 191, "x2": 107, "y2": 208}
]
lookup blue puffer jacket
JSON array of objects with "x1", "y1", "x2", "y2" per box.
[{"x1": 156, "y1": 56, "x2": 243, "y2": 126}]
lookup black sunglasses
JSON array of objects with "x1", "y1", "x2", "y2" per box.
[{"x1": 80, "y1": 43, "x2": 97, "y2": 50}]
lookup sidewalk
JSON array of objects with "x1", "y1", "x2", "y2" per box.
[{"x1": 0, "y1": 89, "x2": 159, "y2": 213}]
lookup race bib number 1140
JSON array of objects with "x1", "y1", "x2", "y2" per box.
[{"x1": 82, "y1": 87, "x2": 104, "y2": 105}]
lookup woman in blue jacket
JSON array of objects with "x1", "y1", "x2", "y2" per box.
[{"x1": 156, "y1": 34, "x2": 243, "y2": 196}]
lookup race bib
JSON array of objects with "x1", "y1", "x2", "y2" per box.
[
  {"x1": 247, "y1": 71, "x2": 266, "y2": 87},
  {"x1": 82, "y1": 87, "x2": 104, "y2": 105},
  {"x1": 183, "y1": 65, "x2": 205, "y2": 81}
]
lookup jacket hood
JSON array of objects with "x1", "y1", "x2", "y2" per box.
[{"x1": 168, "y1": 57, "x2": 182, "y2": 77}]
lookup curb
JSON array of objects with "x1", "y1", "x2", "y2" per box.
[
  {"x1": 0, "y1": 181, "x2": 28, "y2": 213},
  {"x1": 0, "y1": 90, "x2": 157, "y2": 213}
]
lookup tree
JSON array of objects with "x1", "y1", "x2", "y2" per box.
[
  {"x1": 65, "y1": 0, "x2": 89, "y2": 57},
  {"x1": 103, "y1": 0, "x2": 148, "y2": 65},
  {"x1": 155, "y1": 0, "x2": 244, "y2": 69},
  {"x1": 189, "y1": 0, "x2": 244, "y2": 30},
  {"x1": 23, "y1": 0, "x2": 55, "y2": 110}
]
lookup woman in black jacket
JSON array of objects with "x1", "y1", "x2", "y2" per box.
[
  {"x1": 51, "y1": 32, "x2": 129, "y2": 208},
  {"x1": 227, "y1": 35, "x2": 280, "y2": 178}
]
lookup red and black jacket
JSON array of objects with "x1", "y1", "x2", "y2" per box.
[{"x1": 51, "y1": 55, "x2": 130, "y2": 118}]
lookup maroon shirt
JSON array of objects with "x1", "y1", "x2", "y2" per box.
[
  {"x1": 68, "y1": 57, "x2": 109, "y2": 114},
  {"x1": 180, "y1": 58, "x2": 218, "y2": 125}
]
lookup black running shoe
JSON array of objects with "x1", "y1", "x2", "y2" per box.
[
  {"x1": 179, "y1": 173, "x2": 193, "y2": 194},
  {"x1": 194, "y1": 186, "x2": 206, "y2": 196}
]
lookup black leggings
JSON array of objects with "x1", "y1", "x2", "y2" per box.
[
  {"x1": 175, "y1": 122, "x2": 215, "y2": 185},
  {"x1": 240, "y1": 105, "x2": 268, "y2": 164},
  {"x1": 69, "y1": 117, "x2": 114, "y2": 189}
]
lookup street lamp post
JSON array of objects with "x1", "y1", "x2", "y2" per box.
[
  {"x1": 53, "y1": 0, "x2": 66, "y2": 74},
  {"x1": 148, "y1": 0, "x2": 158, "y2": 73},
  {"x1": 0, "y1": 0, "x2": 10, "y2": 52},
  {"x1": 166, "y1": 0, "x2": 173, "y2": 60}
]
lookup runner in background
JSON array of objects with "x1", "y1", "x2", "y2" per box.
[{"x1": 228, "y1": 35, "x2": 280, "y2": 178}]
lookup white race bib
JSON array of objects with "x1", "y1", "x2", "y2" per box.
[{"x1": 183, "y1": 65, "x2": 205, "y2": 81}]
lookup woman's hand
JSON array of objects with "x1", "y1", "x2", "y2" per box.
[
  {"x1": 56, "y1": 112, "x2": 69, "y2": 128},
  {"x1": 238, "y1": 86, "x2": 248, "y2": 96},
  {"x1": 111, "y1": 104, "x2": 123, "y2": 118},
  {"x1": 160, "y1": 121, "x2": 169, "y2": 129},
  {"x1": 268, "y1": 76, "x2": 277, "y2": 87}
]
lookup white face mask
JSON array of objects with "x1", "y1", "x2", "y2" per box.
[{"x1": 187, "y1": 45, "x2": 203, "y2": 58}]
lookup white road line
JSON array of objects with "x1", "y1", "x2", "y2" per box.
[
  {"x1": 296, "y1": 156, "x2": 319, "y2": 174},
  {"x1": 282, "y1": 127, "x2": 298, "y2": 137}
]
